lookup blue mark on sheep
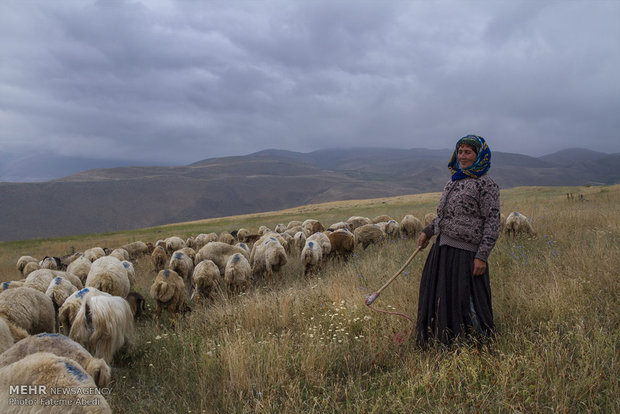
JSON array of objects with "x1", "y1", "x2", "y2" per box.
[
  {"x1": 54, "y1": 277, "x2": 63, "y2": 285},
  {"x1": 232, "y1": 254, "x2": 240, "y2": 264},
  {"x1": 76, "y1": 288, "x2": 90, "y2": 298},
  {"x1": 2, "y1": 282, "x2": 9, "y2": 290},
  {"x1": 163, "y1": 269, "x2": 171, "y2": 278},
  {"x1": 63, "y1": 361, "x2": 89, "y2": 381},
  {"x1": 36, "y1": 333, "x2": 61, "y2": 338},
  {"x1": 174, "y1": 252, "x2": 182, "y2": 260},
  {"x1": 514, "y1": 212, "x2": 520, "y2": 216},
  {"x1": 123, "y1": 262, "x2": 131, "y2": 269},
  {"x1": 309, "y1": 241, "x2": 314, "y2": 248}
]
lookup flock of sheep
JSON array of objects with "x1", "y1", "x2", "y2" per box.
[{"x1": 0, "y1": 209, "x2": 535, "y2": 412}]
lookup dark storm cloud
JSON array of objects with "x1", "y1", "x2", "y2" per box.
[{"x1": 1, "y1": 0, "x2": 618, "y2": 167}]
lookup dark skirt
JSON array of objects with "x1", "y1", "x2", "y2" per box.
[{"x1": 415, "y1": 239, "x2": 495, "y2": 347}]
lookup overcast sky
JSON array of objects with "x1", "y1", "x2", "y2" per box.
[{"x1": 1, "y1": 0, "x2": 619, "y2": 166}]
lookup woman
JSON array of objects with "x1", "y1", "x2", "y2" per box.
[{"x1": 415, "y1": 134, "x2": 501, "y2": 347}]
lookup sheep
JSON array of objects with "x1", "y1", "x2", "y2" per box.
[
  {"x1": 196, "y1": 242, "x2": 250, "y2": 275},
  {"x1": 0, "y1": 352, "x2": 113, "y2": 413},
  {"x1": 258, "y1": 225, "x2": 271, "y2": 236},
  {"x1": 169, "y1": 250, "x2": 195, "y2": 296},
  {"x1": 109, "y1": 248, "x2": 130, "y2": 262},
  {"x1": 121, "y1": 260, "x2": 136, "y2": 287},
  {"x1": 40, "y1": 255, "x2": 62, "y2": 270},
  {"x1": 235, "y1": 242, "x2": 250, "y2": 254},
  {"x1": 1, "y1": 280, "x2": 25, "y2": 292},
  {"x1": 279, "y1": 231, "x2": 294, "y2": 255},
  {"x1": 274, "y1": 223, "x2": 287, "y2": 233},
  {"x1": 251, "y1": 236, "x2": 288, "y2": 281},
  {"x1": 301, "y1": 240, "x2": 323, "y2": 276},
  {"x1": 22, "y1": 261, "x2": 41, "y2": 277},
  {"x1": 0, "y1": 333, "x2": 112, "y2": 388},
  {"x1": 45, "y1": 277, "x2": 78, "y2": 326},
  {"x1": 347, "y1": 216, "x2": 372, "y2": 232},
  {"x1": 292, "y1": 231, "x2": 307, "y2": 256},
  {"x1": 234, "y1": 229, "x2": 251, "y2": 244},
  {"x1": 185, "y1": 236, "x2": 196, "y2": 249},
  {"x1": 327, "y1": 229, "x2": 355, "y2": 260},
  {"x1": 378, "y1": 219, "x2": 401, "y2": 239},
  {"x1": 371, "y1": 214, "x2": 393, "y2": 224},
  {"x1": 224, "y1": 253, "x2": 252, "y2": 294},
  {"x1": 500, "y1": 212, "x2": 507, "y2": 234},
  {"x1": 424, "y1": 212, "x2": 437, "y2": 226},
  {"x1": 66, "y1": 255, "x2": 92, "y2": 284},
  {"x1": 150, "y1": 269, "x2": 191, "y2": 320},
  {"x1": 83, "y1": 247, "x2": 106, "y2": 262},
  {"x1": 0, "y1": 318, "x2": 16, "y2": 354},
  {"x1": 327, "y1": 221, "x2": 351, "y2": 232},
  {"x1": 287, "y1": 220, "x2": 303, "y2": 229},
  {"x1": 302, "y1": 219, "x2": 324, "y2": 236},
  {"x1": 307, "y1": 232, "x2": 331, "y2": 257},
  {"x1": 125, "y1": 292, "x2": 146, "y2": 319},
  {"x1": 23, "y1": 269, "x2": 57, "y2": 293},
  {"x1": 57, "y1": 288, "x2": 110, "y2": 335},
  {"x1": 194, "y1": 232, "x2": 220, "y2": 249},
  {"x1": 120, "y1": 240, "x2": 151, "y2": 259},
  {"x1": 165, "y1": 236, "x2": 186, "y2": 254},
  {"x1": 16, "y1": 255, "x2": 38, "y2": 274},
  {"x1": 0, "y1": 287, "x2": 55, "y2": 335},
  {"x1": 69, "y1": 295, "x2": 134, "y2": 363},
  {"x1": 85, "y1": 256, "x2": 130, "y2": 298},
  {"x1": 354, "y1": 223, "x2": 386, "y2": 249},
  {"x1": 191, "y1": 260, "x2": 222, "y2": 300},
  {"x1": 504, "y1": 211, "x2": 536, "y2": 239},
  {"x1": 151, "y1": 245, "x2": 168, "y2": 272},
  {"x1": 219, "y1": 232, "x2": 235, "y2": 245},
  {"x1": 401, "y1": 215, "x2": 424, "y2": 239}
]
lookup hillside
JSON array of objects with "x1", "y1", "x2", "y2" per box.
[{"x1": 0, "y1": 147, "x2": 618, "y2": 241}]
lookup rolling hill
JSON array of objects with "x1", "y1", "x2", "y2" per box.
[{"x1": 0, "y1": 147, "x2": 618, "y2": 241}]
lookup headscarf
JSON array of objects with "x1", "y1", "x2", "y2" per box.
[{"x1": 448, "y1": 134, "x2": 491, "y2": 181}]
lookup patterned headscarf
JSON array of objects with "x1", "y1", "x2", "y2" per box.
[{"x1": 448, "y1": 134, "x2": 491, "y2": 181}]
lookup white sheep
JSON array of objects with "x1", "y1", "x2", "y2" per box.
[
  {"x1": 23, "y1": 269, "x2": 58, "y2": 293},
  {"x1": 85, "y1": 256, "x2": 130, "y2": 298},
  {"x1": 1, "y1": 280, "x2": 25, "y2": 292},
  {"x1": 224, "y1": 253, "x2": 252, "y2": 294},
  {"x1": 372, "y1": 214, "x2": 393, "y2": 224},
  {"x1": 424, "y1": 212, "x2": 437, "y2": 227},
  {"x1": 292, "y1": 231, "x2": 307, "y2": 256},
  {"x1": 83, "y1": 246, "x2": 106, "y2": 262},
  {"x1": 45, "y1": 277, "x2": 78, "y2": 325},
  {"x1": 235, "y1": 242, "x2": 250, "y2": 254},
  {"x1": 378, "y1": 219, "x2": 401, "y2": 239},
  {"x1": 327, "y1": 221, "x2": 351, "y2": 232},
  {"x1": 307, "y1": 232, "x2": 331, "y2": 257},
  {"x1": 219, "y1": 232, "x2": 235, "y2": 245},
  {"x1": 169, "y1": 250, "x2": 195, "y2": 296},
  {"x1": 165, "y1": 236, "x2": 186, "y2": 254},
  {"x1": 250, "y1": 236, "x2": 287, "y2": 281},
  {"x1": 69, "y1": 295, "x2": 134, "y2": 364},
  {"x1": 354, "y1": 223, "x2": 386, "y2": 249},
  {"x1": 121, "y1": 260, "x2": 136, "y2": 288},
  {"x1": 504, "y1": 211, "x2": 536, "y2": 238},
  {"x1": 120, "y1": 240, "x2": 150, "y2": 259},
  {"x1": 66, "y1": 255, "x2": 92, "y2": 284},
  {"x1": 22, "y1": 261, "x2": 41, "y2": 277},
  {"x1": 109, "y1": 248, "x2": 130, "y2": 262},
  {"x1": 39, "y1": 256, "x2": 62, "y2": 270},
  {"x1": 150, "y1": 269, "x2": 191, "y2": 320},
  {"x1": 401, "y1": 215, "x2": 424, "y2": 238},
  {"x1": 0, "y1": 318, "x2": 16, "y2": 354},
  {"x1": 0, "y1": 286, "x2": 56, "y2": 335},
  {"x1": 0, "y1": 352, "x2": 112, "y2": 413},
  {"x1": 196, "y1": 242, "x2": 250, "y2": 275},
  {"x1": 326, "y1": 229, "x2": 355, "y2": 260},
  {"x1": 16, "y1": 255, "x2": 38, "y2": 274},
  {"x1": 346, "y1": 216, "x2": 372, "y2": 232},
  {"x1": 302, "y1": 219, "x2": 324, "y2": 236},
  {"x1": 191, "y1": 260, "x2": 222, "y2": 300},
  {"x1": 301, "y1": 240, "x2": 323, "y2": 276},
  {"x1": 57, "y1": 288, "x2": 111, "y2": 335},
  {"x1": 0, "y1": 333, "x2": 112, "y2": 388},
  {"x1": 194, "y1": 232, "x2": 220, "y2": 249},
  {"x1": 274, "y1": 223, "x2": 287, "y2": 233}
]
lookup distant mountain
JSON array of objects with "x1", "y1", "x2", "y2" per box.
[{"x1": 0, "y1": 147, "x2": 617, "y2": 241}]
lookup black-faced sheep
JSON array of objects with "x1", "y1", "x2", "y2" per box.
[
  {"x1": 150, "y1": 269, "x2": 191, "y2": 320},
  {"x1": 191, "y1": 260, "x2": 222, "y2": 300},
  {"x1": 69, "y1": 295, "x2": 134, "y2": 364},
  {"x1": 0, "y1": 352, "x2": 113, "y2": 413},
  {"x1": 400, "y1": 214, "x2": 424, "y2": 238},
  {"x1": 224, "y1": 253, "x2": 251, "y2": 294},
  {"x1": 504, "y1": 211, "x2": 536, "y2": 238},
  {"x1": 85, "y1": 256, "x2": 130, "y2": 298},
  {"x1": 0, "y1": 286, "x2": 56, "y2": 335},
  {"x1": 0, "y1": 333, "x2": 112, "y2": 388},
  {"x1": 354, "y1": 223, "x2": 386, "y2": 249}
]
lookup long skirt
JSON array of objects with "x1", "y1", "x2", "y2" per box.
[{"x1": 415, "y1": 239, "x2": 495, "y2": 347}]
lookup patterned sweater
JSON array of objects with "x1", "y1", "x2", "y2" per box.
[{"x1": 422, "y1": 174, "x2": 501, "y2": 262}]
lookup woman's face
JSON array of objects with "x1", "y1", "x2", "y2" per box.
[{"x1": 457, "y1": 144, "x2": 477, "y2": 169}]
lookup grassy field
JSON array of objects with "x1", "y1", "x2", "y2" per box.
[{"x1": 0, "y1": 185, "x2": 618, "y2": 413}]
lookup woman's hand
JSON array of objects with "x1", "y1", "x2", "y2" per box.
[
  {"x1": 417, "y1": 232, "x2": 430, "y2": 250},
  {"x1": 473, "y1": 258, "x2": 487, "y2": 276}
]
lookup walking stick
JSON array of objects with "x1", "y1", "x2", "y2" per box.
[{"x1": 365, "y1": 247, "x2": 421, "y2": 306}]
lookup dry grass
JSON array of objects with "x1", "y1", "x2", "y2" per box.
[{"x1": 0, "y1": 185, "x2": 618, "y2": 413}]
